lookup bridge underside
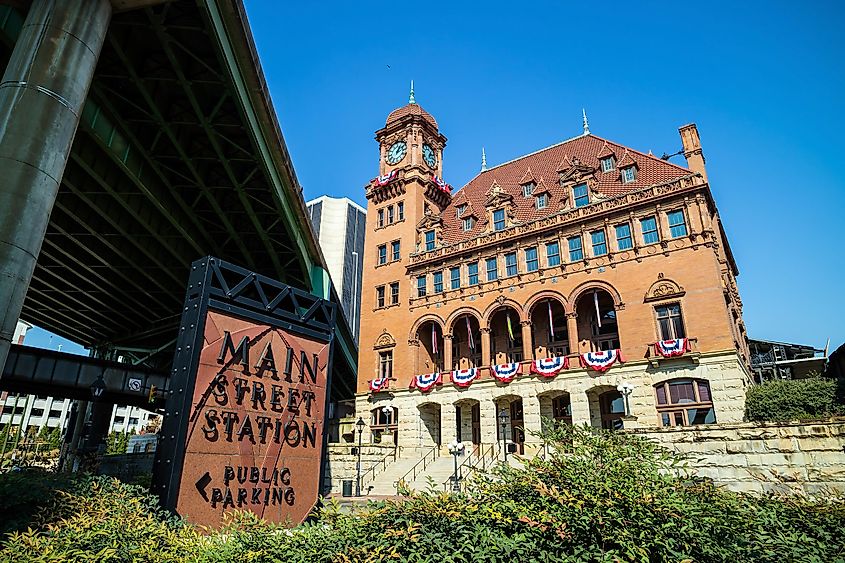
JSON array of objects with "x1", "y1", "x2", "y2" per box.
[{"x1": 0, "y1": 1, "x2": 356, "y2": 400}]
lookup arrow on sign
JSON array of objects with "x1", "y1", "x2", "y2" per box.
[{"x1": 195, "y1": 471, "x2": 212, "y2": 502}]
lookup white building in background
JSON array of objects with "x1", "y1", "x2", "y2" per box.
[{"x1": 306, "y1": 196, "x2": 366, "y2": 342}]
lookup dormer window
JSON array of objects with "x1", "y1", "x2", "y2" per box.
[
  {"x1": 456, "y1": 204, "x2": 467, "y2": 218},
  {"x1": 600, "y1": 156, "x2": 616, "y2": 172},
  {"x1": 573, "y1": 184, "x2": 589, "y2": 208},
  {"x1": 492, "y1": 208, "x2": 506, "y2": 231},
  {"x1": 521, "y1": 182, "x2": 535, "y2": 198},
  {"x1": 536, "y1": 193, "x2": 548, "y2": 209},
  {"x1": 621, "y1": 165, "x2": 637, "y2": 184},
  {"x1": 424, "y1": 230, "x2": 436, "y2": 251},
  {"x1": 462, "y1": 217, "x2": 475, "y2": 231}
]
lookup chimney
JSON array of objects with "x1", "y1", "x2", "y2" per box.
[{"x1": 679, "y1": 123, "x2": 707, "y2": 181}]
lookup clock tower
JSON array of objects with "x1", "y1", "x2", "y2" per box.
[{"x1": 356, "y1": 85, "x2": 451, "y2": 399}]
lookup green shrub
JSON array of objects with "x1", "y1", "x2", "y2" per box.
[
  {"x1": 745, "y1": 377, "x2": 845, "y2": 422},
  {"x1": 2, "y1": 425, "x2": 844, "y2": 562}
]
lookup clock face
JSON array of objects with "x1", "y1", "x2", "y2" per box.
[
  {"x1": 422, "y1": 144, "x2": 437, "y2": 168},
  {"x1": 386, "y1": 141, "x2": 407, "y2": 165}
]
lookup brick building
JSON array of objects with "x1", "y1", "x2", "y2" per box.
[{"x1": 356, "y1": 93, "x2": 751, "y2": 455}]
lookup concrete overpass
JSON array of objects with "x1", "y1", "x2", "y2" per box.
[{"x1": 0, "y1": 0, "x2": 358, "y2": 448}]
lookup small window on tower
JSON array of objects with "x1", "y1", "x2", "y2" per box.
[
  {"x1": 621, "y1": 166, "x2": 637, "y2": 184},
  {"x1": 573, "y1": 184, "x2": 589, "y2": 207},
  {"x1": 456, "y1": 204, "x2": 467, "y2": 218},
  {"x1": 601, "y1": 156, "x2": 616, "y2": 172},
  {"x1": 493, "y1": 209, "x2": 506, "y2": 231},
  {"x1": 536, "y1": 194, "x2": 548, "y2": 209},
  {"x1": 462, "y1": 217, "x2": 474, "y2": 231},
  {"x1": 424, "y1": 230, "x2": 436, "y2": 251},
  {"x1": 397, "y1": 201, "x2": 405, "y2": 221},
  {"x1": 387, "y1": 205, "x2": 395, "y2": 224},
  {"x1": 390, "y1": 282, "x2": 399, "y2": 305},
  {"x1": 522, "y1": 182, "x2": 535, "y2": 198},
  {"x1": 377, "y1": 209, "x2": 384, "y2": 227}
]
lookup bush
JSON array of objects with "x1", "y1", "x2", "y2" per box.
[
  {"x1": 745, "y1": 377, "x2": 845, "y2": 422},
  {"x1": 2, "y1": 425, "x2": 844, "y2": 562}
]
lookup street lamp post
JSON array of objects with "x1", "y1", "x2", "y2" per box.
[
  {"x1": 498, "y1": 408, "x2": 509, "y2": 462},
  {"x1": 617, "y1": 382, "x2": 635, "y2": 417},
  {"x1": 447, "y1": 439, "x2": 465, "y2": 492},
  {"x1": 355, "y1": 417, "x2": 365, "y2": 496}
]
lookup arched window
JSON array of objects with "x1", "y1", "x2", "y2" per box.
[
  {"x1": 552, "y1": 394, "x2": 572, "y2": 425},
  {"x1": 654, "y1": 379, "x2": 715, "y2": 427}
]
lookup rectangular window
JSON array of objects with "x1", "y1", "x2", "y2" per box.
[
  {"x1": 377, "y1": 209, "x2": 384, "y2": 227},
  {"x1": 390, "y1": 282, "x2": 399, "y2": 305},
  {"x1": 601, "y1": 156, "x2": 616, "y2": 172},
  {"x1": 615, "y1": 223, "x2": 633, "y2": 250},
  {"x1": 376, "y1": 286, "x2": 385, "y2": 308},
  {"x1": 568, "y1": 235, "x2": 583, "y2": 261},
  {"x1": 493, "y1": 209, "x2": 506, "y2": 231},
  {"x1": 668, "y1": 210, "x2": 688, "y2": 238},
  {"x1": 655, "y1": 303, "x2": 686, "y2": 340},
  {"x1": 450, "y1": 267, "x2": 461, "y2": 290},
  {"x1": 457, "y1": 204, "x2": 466, "y2": 217},
  {"x1": 462, "y1": 217, "x2": 474, "y2": 232},
  {"x1": 433, "y1": 271, "x2": 443, "y2": 293},
  {"x1": 486, "y1": 257, "x2": 498, "y2": 281},
  {"x1": 377, "y1": 244, "x2": 387, "y2": 265},
  {"x1": 468, "y1": 262, "x2": 479, "y2": 285},
  {"x1": 417, "y1": 275, "x2": 427, "y2": 297},
  {"x1": 525, "y1": 247, "x2": 539, "y2": 272},
  {"x1": 536, "y1": 194, "x2": 548, "y2": 209},
  {"x1": 391, "y1": 240, "x2": 401, "y2": 261},
  {"x1": 397, "y1": 202, "x2": 404, "y2": 221},
  {"x1": 641, "y1": 216, "x2": 659, "y2": 244},
  {"x1": 425, "y1": 230, "x2": 435, "y2": 251},
  {"x1": 591, "y1": 230, "x2": 607, "y2": 256},
  {"x1": 387, "y1": 205, "x2": 395, "y2": 224},
  {"x1": 522, "y1": 182, "x2": 535, "y2": 198},
  {"x1": 573, "y1": 184, "x2": 589, "y2": 207},
  {"x1": 505, "y1": 252, "x2": 517, "y2": 276},
  {"x1": 622, "y1": 166, "x2": 637, "y2": 183},
  {"x1": 379, "y1": 351, "x2": 393, "y2": 379},
  {"x1": 546, "y1": 241, "x2": 560, "y2": 267}
]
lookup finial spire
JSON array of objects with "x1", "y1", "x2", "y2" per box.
[
  {"x1": 481, "y1": 147, "x2": 487, "y2": 171},
  {"x1": 409, "y1": 80, "x2": 416, "y2": 104},
  {"x1": 582, "y1": 108, "x2": 590, "y2": 135}
]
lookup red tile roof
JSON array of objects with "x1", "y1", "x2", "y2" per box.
[
  {"x1": 439, "y1": 134, "x2": 691, "y2": 244},
  {"x1": 386, "y1": 103, "x2": 438, "y2": 129}
]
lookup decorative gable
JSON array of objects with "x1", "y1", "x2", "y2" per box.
[
  {"x1": 596, "y1": 141, "x2": 615, "y2": 160},
  {"x1": 374, "y1": 329, "x2": 396, "y2": 350},
  {"x1": 532, "y1": 177, "x2": 551, "y2": 195},
  {"x1": 518, "y1": 167, "x2": 536, "y2": 186},
  {"x1": 557, "y1": 156, "x2": 596, "y2": 186},
  {"x1": 417, "y1": 211, "x2": 443, "y2": 230},
  {"x1": 617, "y1": 149, "x2": 637, "y2": 169},
  {"x1": 484, "y1": 181, "x2": 514, "y2": 208}
]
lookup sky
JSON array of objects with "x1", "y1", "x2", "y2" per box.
[{"x1": 239, "y1": 0, "x2": 845, "y2": 351}]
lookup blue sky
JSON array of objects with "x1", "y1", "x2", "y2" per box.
[{"x1": 240, "y1": 0, "x2": 844, "y2": 351}]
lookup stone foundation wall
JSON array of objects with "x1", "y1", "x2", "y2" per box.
[
  {"x1": 323, "y1": 444, "x2": 399, "y2": 495},
  {"x1": 634, "y1": 420, "x2": 845, "y2": 494}
]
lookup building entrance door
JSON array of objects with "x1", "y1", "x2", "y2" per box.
[
  {"x1": 510, "y1": 399, "x2": 525, "y2": 454},
  {"x1": 471, "y1": 403, "x2": 481, "y2": 451}
]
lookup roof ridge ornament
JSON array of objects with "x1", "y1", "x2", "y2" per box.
[
  {"x1": 409, "y1": 80, "x2": 416, "y2": 104},
  {"x1": 481, "y1": 147, "x2": 487, "y2": 171},
  {"x1": 582, "y1": 108, "x2": 590, "y2": 136}
]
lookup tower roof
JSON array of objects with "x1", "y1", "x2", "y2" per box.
[{"x1": 385, "y1": 103, "x2": 438, "y2": 129}]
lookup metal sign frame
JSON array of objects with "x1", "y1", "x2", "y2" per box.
[{"x1": 152, "y1": 256, "x2": 336, "y2": 522}]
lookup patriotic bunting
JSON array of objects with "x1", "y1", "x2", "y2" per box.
[
  {"x1": 410, "y1": 371, "x2": 442, "y2": 392},
  {"x1": 492, "y1": 363, "x2": 521, "y2": 383},
  {"x1": 655, "y1": 338, "x2": 690, "y2": 358},
  {"x1": 451, "y1": 367, "x2": 479, "y2": 388},
  {"x1": 431, "y1": 174, "x2": 453, "y2": 193},
  {"x1": 580, "y1": 349, "x2": 624, "y2": 373},
  {"x1": 372, "y1": 170, "x2": 398, "y2": 187},
  {"x1": 368, "y1": 376, "x2": 390, "y2": 393},
  {"x1": 530, "y1": 356, "x2": 569, "y2": 378}
]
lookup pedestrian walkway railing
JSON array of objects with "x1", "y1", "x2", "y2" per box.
[
  {"x1": 442, "y1": 443, "x2": 501, "y2": 492},
  {"x1": 361, "y1": 445, "x2": 401, "y2": 486},
  {"x1": 394, "y1": 445, "x2": 439, "y2": 492}
]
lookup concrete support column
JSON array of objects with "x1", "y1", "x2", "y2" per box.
[
  {"x1": 520, "y1": 321, "x2": 533, "y2": 361},
  {"x1": 480, "y1": 328, "x2": 491, "y2": 367},
  {"x1": 0, "y1": 0, "x2": 112, "y2": 373}
]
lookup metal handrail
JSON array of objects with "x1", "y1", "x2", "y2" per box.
[
  {"x1": 442, "y1": 443, "x2": 500, "y2": 491},
  {"x1": 360, "y1": 445, "x2": 401, "y2": 486},
  {"x1": 395, "y1": 445, "x2": 439, "y2": 490}
]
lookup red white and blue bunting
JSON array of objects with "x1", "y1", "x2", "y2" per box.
[
  {"x1": 451, "y1": 368, "x2": 479, "y2": 388},
  {"x1": 491, "y1": 363, "x2": 521, "y2": 383},
  {"x1": 371, "y1": 170, "x2": 398, "y2": 187},
  {"x1": 655, "y1": 338, "x2": 690, "y2": 358},
  {"x1": 579, "y1": 349, "x2": 624, "y2": 373},
  {"x1": 410, "y1": 371, "x2": 442, "y2": 393},
  {"x1": 530, "y1": 356, "x2": 569, "y2": 378},
  {"x1": 368, "y1": 376, "x2": 390, "y2": 393},
  {"x1": 431, "y1": 174, "x2": 452, "y2": 193}
]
